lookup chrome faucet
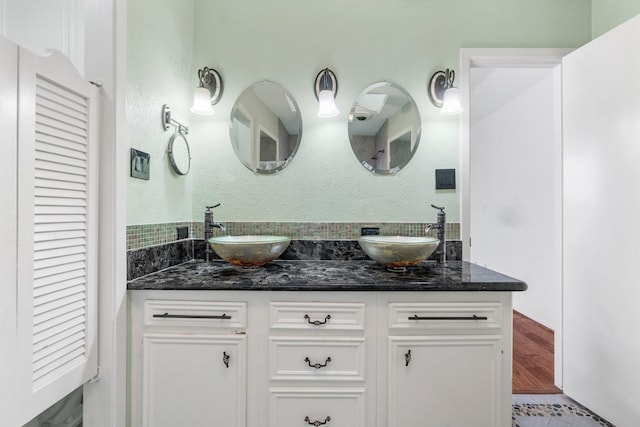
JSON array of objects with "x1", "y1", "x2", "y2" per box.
[
  {"x1": 425, "y1": 204, "x2": 446, "y2": 264},
  {"x1": 204, "y1": 203, "x2": 226, "y2": 262}
]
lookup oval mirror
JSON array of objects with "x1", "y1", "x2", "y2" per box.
[
  {"x1": 348, "y1": 82, "x2": 421, "y2": 174},
  {"x1": 229, "y1": 81, "x2": 302, "y2": 174},
  {"x1": 168, "y1": 130, "x2": 191, "y2": 175}
]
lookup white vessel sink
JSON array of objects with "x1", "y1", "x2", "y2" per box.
[
  {"x1": 358, "y1": 235, "x2": 439, "y2": 267},
  {"x1": 207, "y1": 235, "x2": 291, "y2": 267}
]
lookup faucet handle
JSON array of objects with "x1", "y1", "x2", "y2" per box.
[
  {"x1": 430, "y1": 204, "x2": 445, "y2": 213},
  {"x1": 206, "y1": 203, "x2": 221, "y2": 211}
]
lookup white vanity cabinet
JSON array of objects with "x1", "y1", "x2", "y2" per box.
[
  {"x1": 129, "y1": 297, "x2": 248, "y2": 427},
  {"x1": 129, "y1": 290, "x2": 512, "y2": 427},
  {"x1": 378, "y1": 294, "x2": 512, "y2": 427}
]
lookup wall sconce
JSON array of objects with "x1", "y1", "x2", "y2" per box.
[
  {"x1": 190, "y1": 67, "x2": 223, "y2": 115},
  {"x1": 428, "y1": 69, "x2": 463, "y2": 115},
  {"x1": 314, "y1": 68, "x2": 339, "y2": 118}
]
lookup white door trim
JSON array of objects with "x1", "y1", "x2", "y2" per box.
[
  {"x1": 460, "y1": 48, "x2": 572, "y2": 389},
  {"x1": 459, "y1": 48, "x2": 572, "y2": 261}
]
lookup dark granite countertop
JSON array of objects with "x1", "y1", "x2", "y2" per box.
[{"x1": 127, "y1": 260, "x2": 527, "y2": 292}]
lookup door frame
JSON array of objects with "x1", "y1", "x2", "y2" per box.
[
  {"x1": 459, "y1": 48, "x2": 572, "y2": 260},
  {"x1": 459, "y1": 48, "x2": 572, "y2": 389}
]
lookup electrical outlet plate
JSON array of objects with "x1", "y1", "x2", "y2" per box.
[
  {"x1": 176, "y1": 226, "x2": 189, "y2": 240},
  {"x1": 361, "y1": 227, "x2": 380, "y2": 236}
]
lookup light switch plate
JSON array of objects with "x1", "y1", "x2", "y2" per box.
[
  {"x1": 131, "y1": 148, "x2": 150, "y2": 180},
  {"x1": 435, "y1": 168, "x2": 456, "y2": 190}
]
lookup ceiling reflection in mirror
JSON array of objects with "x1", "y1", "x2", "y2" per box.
[
  {"x1": 230, "y1": 81, "x2": 302, "y2": 174},
  {"x1": 348, "y1": 82, "x2": 421, "y2": 174}
]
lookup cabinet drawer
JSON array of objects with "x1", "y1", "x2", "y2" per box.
[
  {"x1": 388, "y1": 302, "x2": 502, "y2": 331},
  {"x1": 270, "y1": 302, "x2": 365, "y2": 332},
  {"x1": 144, "y1": 300, "x2": 247, "y2": 329},
  {"x1": 270, "y1": 337, "x2": 365, "y2": 382},
  {"x1": 269, "y1": 388, "x2": 365, "y2": 427}
]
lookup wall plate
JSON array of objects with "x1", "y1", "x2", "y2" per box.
[
  {"x1": 131, "y1": 148, "x2": 150, "y2": 180},
  {"x1": 435, "y1": 168, "x2": 456, "y2": 190}
]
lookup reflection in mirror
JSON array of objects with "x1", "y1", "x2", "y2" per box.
[
  {"x1": 348, "y1": 82, "x2": 421, "y2": 174},
  {"x1": 230, "y1": 81, "x2": 302, "y2": 174}
]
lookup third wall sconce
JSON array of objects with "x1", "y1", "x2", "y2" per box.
[{"x1": 428, "y1": 69, "x2": 463, "y2": 115}]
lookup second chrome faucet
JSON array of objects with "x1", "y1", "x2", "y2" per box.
[{"x1": 425, "y1": 204, "x2": 446, "y2": 264}]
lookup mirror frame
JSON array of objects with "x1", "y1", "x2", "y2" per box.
[{"x1": 167, "y1": 130, "x2": 191, "y2": 175}]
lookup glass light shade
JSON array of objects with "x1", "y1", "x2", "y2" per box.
[
  {"x1": 190, "y1": 87, "x2": 215, "y2": 115},
  {"x1": 317, "y1": 90, "x2": 339, "y2": 118},
  {"x1": 440, "y1": 87, "x2": 463, "y2": 115}
]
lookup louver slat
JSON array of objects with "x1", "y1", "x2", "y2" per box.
[
  {"x1": 33, "y1": 329, "x2": 86, "y2": 364},
  {"x1": 33, "y1": 322, "x2": 85, "y2": 353},
  {"x1": 36, "y1": 128, "x2": 87, "y2": 149},
  {"x1": 34, "y1": 237, "x2": 86, "y2": 254},
  {"x1": 33, "y1": 276, "x2": 85, "y2": 299},
  {"x1": 30, "y1": 74, "x2": 91, "y2": 389},
  {"x1": 35, "y1": 139, "x2": 87, "y2": 161},
  {"x1": 32, "y1": 346, "x2": 85, "y2": 385}
]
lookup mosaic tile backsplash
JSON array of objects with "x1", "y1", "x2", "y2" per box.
[
  {"x1": 127, "y1": 221, "x2": 462, "y2": 280},
  {"x1": 127, "y1": 221, "x2": 461, "y2": 251}
]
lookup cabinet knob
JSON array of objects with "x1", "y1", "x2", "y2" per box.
[
  {"x1": 304, "y1": 314, "x2": 331, "y2": 326},
  {"x1": 304, "y1": 416, "x2": 331, "y2": 425},
  {"x1": 223, "y1": 351, "x2": 230, "y2": 368},
  {"x1": 304, "y1": 357, "x2": 331, "y2": 369},
  {"x1": 405, "y1": 349, "x2": 411, "y2": 367}
]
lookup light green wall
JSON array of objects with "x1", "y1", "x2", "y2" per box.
[
  {"x1": 128, "y1": 0, "x2": 592, "y2": 225},
  {"x1": 127, "y1": 0, "x2": 195, "y2": 225},
  {"x1": 592, "y1": 0, "x2": 640, "y2": 38}
]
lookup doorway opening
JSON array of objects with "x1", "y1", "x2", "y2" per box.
[
  {"x1": 461, "y1": 49, "x2": 571, "y2": 394},
  {"x1": 513, "y1": 311, "x2": 561, "y2": 394}
]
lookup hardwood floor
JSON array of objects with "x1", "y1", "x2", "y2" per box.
[{"x1": 512, "y1": 310, "x2": 562, "y2": 394}]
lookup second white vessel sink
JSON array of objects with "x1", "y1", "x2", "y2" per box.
[{"x1": 358, "y1": 235, "x2": 439, "y2": 268}]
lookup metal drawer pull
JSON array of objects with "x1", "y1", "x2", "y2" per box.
[
  {"x1": 408, "y1": 314, "x2": 488, "y2": 321},
  {"x1": 153, "y1": 312, "x2": 232, "y2": 320},
  {"x1": 304, "y1": 314, "x2": 331, "y2": 326},
  {"x1": 304, "y1": 357, "x2": 331, "y2": 369},
  {"x1": 304, "y1": 416, "x2": 331, "y2": 426},
  {"x1": 223, "y1": 351, "x2": 230, "y2": 368},
  {"x1": 405, "y1": 349, "x2": 411, "y2": 367}
]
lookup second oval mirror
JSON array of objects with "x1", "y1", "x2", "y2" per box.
[
  {"x1": 230, "y1": 81, "x2": 302, "y2": 174},
  {"x1": 348, "y1": 81, "x2": 421, "y2": 174}
]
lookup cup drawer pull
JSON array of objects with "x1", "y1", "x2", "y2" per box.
[
  {"x1": 153, "y1": 312, "x2": 232, "y2": 320},
  {"x1": 304, "y1": 356, "x2": 331, "y2": 369},
  {"x1": 408, "y1": 314, "x2": 488, "y2": 321},
  {"x1": 304, "y1": 416, "x2": 331, "y2": 425},
  {"x1": 304, "y1": 314, "x2": 331, "y2": 326}
]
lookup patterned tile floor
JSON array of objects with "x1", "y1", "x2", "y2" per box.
[{"x1": 513, "y1": 395, "x2": 615, "y2": 427}]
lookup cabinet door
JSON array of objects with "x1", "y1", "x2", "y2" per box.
[
  {"x1": 142, "y1": 334, "x2": 246, "y2": 427},
  {"x1": 388, "y1": 335, "x2": 502, "y2": 427}
]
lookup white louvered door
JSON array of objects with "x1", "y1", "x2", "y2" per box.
[{"x1": 16, "y1": 47, "x2": 98, "y2": 424}]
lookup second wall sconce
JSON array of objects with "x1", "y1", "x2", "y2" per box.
[
  {"x1": 428, "y1": 69, "x2": 463, "y2": 115},
  {"x1": 314, "y1": 68, "x2": 339, "y2": 118},
  {"x1": 191, "y1": 67, "x2": 223, "y2": 115}
]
